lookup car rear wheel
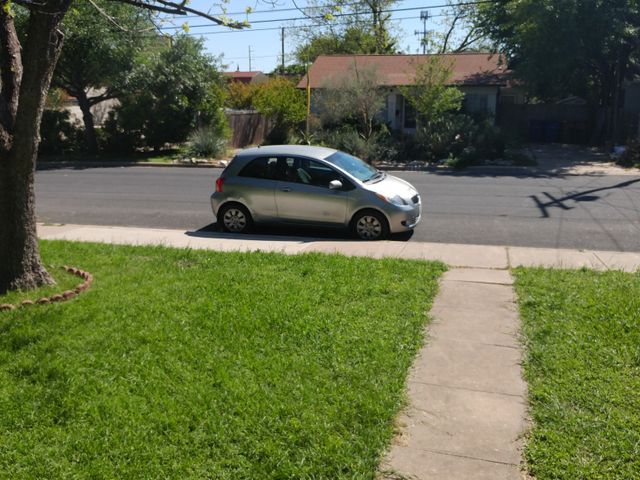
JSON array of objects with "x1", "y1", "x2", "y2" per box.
[
  {"x1": 218, "y1": 203, "x2": 253, "y2": 233},
  {"x1": 352, "y1": 210, "x2": 389, "y2": 240}
]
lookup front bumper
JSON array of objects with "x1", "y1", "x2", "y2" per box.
[{"x1": 384, "y1": 198, "x2": 422, "y2": 233}]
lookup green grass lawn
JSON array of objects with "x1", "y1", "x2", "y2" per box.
[
  {"x1": 515, "y1": 268, "x2": 640, "y2": 479},
  {"x1": 0, "y1": 241, "x2": 444, "y2": 479}
]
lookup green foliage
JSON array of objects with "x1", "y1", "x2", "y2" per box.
[
  {"x1": 225, "y1": 81, "x2": 256, "y2": 110},
  {"x1": 294, "y1": 0, "x2": 398, "y2": 63},
  {"x1": 252, "y1": 77, "x2": 306, "y2": 143},
  {"x1": 514, "y1": 268, "x2": 640, "y2": 479},
  {"x1": 401, "y1": 57, "x2": 464, "y2": 124},
  {"x1": 108, "y1": 35, "x2": 228, "y2": 151},
  {"x1": 616, "y1": 139, "x2": 640, "y2": 168},
  {"x1": 270, "y1": 63, "x2": 307, "y2": 79},
  {"x1": 185, "y1": 126, "x2": 228, "y2": 158},
  {"x1": 51, "y1": 0, "x2": 155, "y2": 151},
  {"x1": 318, "y1": 64, "x2": 385, "y2": 141},
  {"x1": 319, "y1": 127, "x2": 384, "y2": 163},
  {"x1": 296, "y1": 26, "x2": 385, "y2": 63},
  {"x1": 413, "y1": 115, "x2": 505, "y2": 164},
  {"x1": 473, "y1": 0, "x2": 639, "y2": 107},
  {"x1": 38, "y1": 110, "x2": 84, "y2": 155},
  {"x1": 0, "y1": 241, "x2": 445, "y2": 478},
  {"x1": 55, "y1": 0, "x2": 151, "y2": 92}
]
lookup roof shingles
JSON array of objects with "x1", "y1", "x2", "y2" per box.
[{"x1": 297, "y1": 53, "x2": 511, "y2": 89}]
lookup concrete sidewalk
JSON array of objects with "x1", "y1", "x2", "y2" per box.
[
  {"x1": 36, "y1": 223, "x2": 639, "y2": 479},
  {"x1": 38, "y1": 223, "x2": 640, "y2": 271},
  {"x1": 382, "y1": 269, "x2": 526, "y2": 480}
]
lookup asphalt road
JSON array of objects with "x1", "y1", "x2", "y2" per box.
[{"x1": 35, "y1": 165, "x2": 640, "y2": 252}]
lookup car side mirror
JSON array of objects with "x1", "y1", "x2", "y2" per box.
[{"x1": 329, "y1": 180, "x2": 343, "y2": 190}]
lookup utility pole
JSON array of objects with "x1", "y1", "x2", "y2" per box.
[
  {"x1": 414, "y1": 10, "x2": 429, "y2": 55},
  {"x1": 248, "y1": 45, "x2": 252, "y2": 71},
  {"x1": 281, "y1": 27, "x2": 285, "y2": 73}
]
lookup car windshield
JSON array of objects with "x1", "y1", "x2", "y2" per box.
[{"x1": 325, "y1": 151, "x2": 379, "y2": 182}]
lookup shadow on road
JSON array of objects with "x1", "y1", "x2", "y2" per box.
[
  {"x1": 186, "y1": 222, "x2": 414, "y2": 243},
  {"x1": 530, "y1": 177, "x2": 640, "y2": 218}
]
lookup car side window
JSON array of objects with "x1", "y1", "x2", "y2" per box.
[
  {"x1": 238, "y1": 157, "x2": 279, "y2": 180},
  {"x1": 287, "y1": 158, "x2": 340, "y2": 188},
  {"x1": 276, "y1": 157, "x2": 300, "y2": 183},
  {"x1": 293, "y1": 158, "x2": 342, "y2": 188}
]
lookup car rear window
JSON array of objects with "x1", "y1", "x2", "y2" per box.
[{"x1": 238, "y1": 157, "x2": 278, "y2": 179}]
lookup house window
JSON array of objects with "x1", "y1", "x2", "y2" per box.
[{"x1": 464, "y1": 94, "x2": 489, "y2": 114}]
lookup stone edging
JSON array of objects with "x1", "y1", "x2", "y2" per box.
[{"x1": 0, "y1": 266, "x2": 93, "y2": 311}]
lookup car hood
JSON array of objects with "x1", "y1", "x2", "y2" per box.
[{"x1": 363, "y1": 173, "x2": 418, "y2": 201}]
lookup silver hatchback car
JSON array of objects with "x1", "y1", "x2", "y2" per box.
[{"x1": 211, "y1": 145, "x2": 421, "y2": 240}]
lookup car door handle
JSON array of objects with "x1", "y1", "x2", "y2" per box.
[{"x1": 281, "y1": 188, "x2": 291, "y2": 192}]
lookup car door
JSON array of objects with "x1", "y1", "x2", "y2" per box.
[
  {"x1": 274, "y1": 157, "x2": 349, "y2": 225},
  {"x1": 234, "y1": 156, "x2": 279, "y2": 220}
]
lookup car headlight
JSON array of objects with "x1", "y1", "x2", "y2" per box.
[{"x1": 376, "y1": 193, "x2": 407, "y2": 206}]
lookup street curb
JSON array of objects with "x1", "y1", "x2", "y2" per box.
[
  {"x1": 36, "y1": 160, "x2": 536, "y2": 174},
  {"x1": 36, "y1": 161, "x2": 224, "y2": 170}
]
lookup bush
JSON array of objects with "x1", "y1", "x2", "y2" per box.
[
  {"x1": 411, "y1": 115, "x2": 506, "y2": 165},
  {"x1": 473, "y1": 119, "x2": 505, "y2": 160},
  {"x1": 617, "y1": 139, "x2": 640, "y2": 168},
  {"x1": 39, "y1": 110, "x2": 84, "y2": 155},
  {"x1": 413, "y1": 114, "x2": 476, "y2": 162},
  {"x1": 253, "y1": 77, "x2": 306, "y2": 144},
  {"x1": 101, "y1": 110, "x2": 144, "y2": 154},
  {"x1": 317, "y1": 127, "x2": 391, "y2": 163},
  {"x1": 107, "y1": 36, "x2": 228, "y2": 152},
  {"x1": 185, "y1": 126, "x2": 228, "y2": 158}
]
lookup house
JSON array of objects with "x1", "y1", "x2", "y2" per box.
[
  {"x1": 223, "y1": 71, "x2": 268, "y2": 85},
  {"x1": 297, "y1": 53, "x2": 522, "y2": 133}
]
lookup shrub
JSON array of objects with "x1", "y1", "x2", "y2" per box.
[
  {"x1": 317, "y1": 127, "x2": 390, "y2": 163},
  {"x1": 411, "y1": 115, "x2": 506, "y2": 165},
  {"x1": 101, "y1": 110, "x2": 144, "y2": 153},
  {"x1": 108, "y1": 36, "x2": 228, "y2": 151},
  {"x1": 39, "y1": 110, "x2": 84, "y2": 155},
  {"x1": 401, "y1": 57, "x2": 465, "y2": 125},
  {"x1": 473, "y1": 119, "x2": 505, "y2": 160},
  {"x1": 617, "y1": 139, "x2": 640, "y2": 168},
  {"x1": 225, "y1": 81, "x2": 256, "y2": 110},
  {"x1": 413, "y1": 114, "x2": 476, "y2": 162},
  {"x1": 185, "y1": 126, "x2": 228, "y2": 158}
]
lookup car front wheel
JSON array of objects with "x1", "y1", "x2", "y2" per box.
[
  {"x1": 352, "y1": 210, "x2": 389, "y2": 240},
  {"x1": 218, "y1": 203, "x2": 253, "y2": 233}
]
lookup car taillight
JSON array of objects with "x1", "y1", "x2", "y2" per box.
[{"x1": 215, "y1": 177, "x2": 224, "y2": 192}]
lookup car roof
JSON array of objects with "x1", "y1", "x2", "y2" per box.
[{"x1": 235, "y1": 145, "x2": 338, "y2": 160}]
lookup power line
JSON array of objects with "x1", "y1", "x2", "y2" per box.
[
  {"x1": 167, "y1": 0, "x2": 493, "y2": 19},
  {"x1": 159, "y1": 5, "x2": 441, "y2": 30},
  {"x1": 178, "y1": 12, "x2": 449, "y2": 36},
  {"x1": 167, "y1": 0, "x2": 380, "y2": 19}
]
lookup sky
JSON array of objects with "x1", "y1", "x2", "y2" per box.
[{"x1": 157, "y1": 0, "x2": 459, "y2": 73}]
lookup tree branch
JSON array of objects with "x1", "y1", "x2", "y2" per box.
[
  {"x1": 454, "y1": 27, "x2": 484, "y2": 52},
  {"x1": 111, "y1": 0, "x2": 245, "y2": 28},
  {"x1": 440, "y1": 12, "x2": 461, "y2": 53},
  {"x1": 87, "y1": 88, "x2": 118, "y2": 106},
  {"x1": 89, "y1": 0, "x2": 132, "y2": 32}
]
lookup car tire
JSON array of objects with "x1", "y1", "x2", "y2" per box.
[
  {"x1": 351, "y1": 209, "x2": 389, "y2": 240},
  {"x1": 218, "y1": 203, "x2": 253, "y2": 233}
]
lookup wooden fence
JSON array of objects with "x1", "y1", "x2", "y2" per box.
[
  {"x1": 225, "y1": 110, "x2": 273, "y2": 148},
  {"x1": 497, "y1": 103, "x2": 592, "y2": 144}
]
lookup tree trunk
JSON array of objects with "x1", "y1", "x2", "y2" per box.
[
  {"x1": 0, "y1": 3, "x2": 70, "y2": 294},
  {"x1": 76, "y1": 89, "x2": 98, "y2": 152}
]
